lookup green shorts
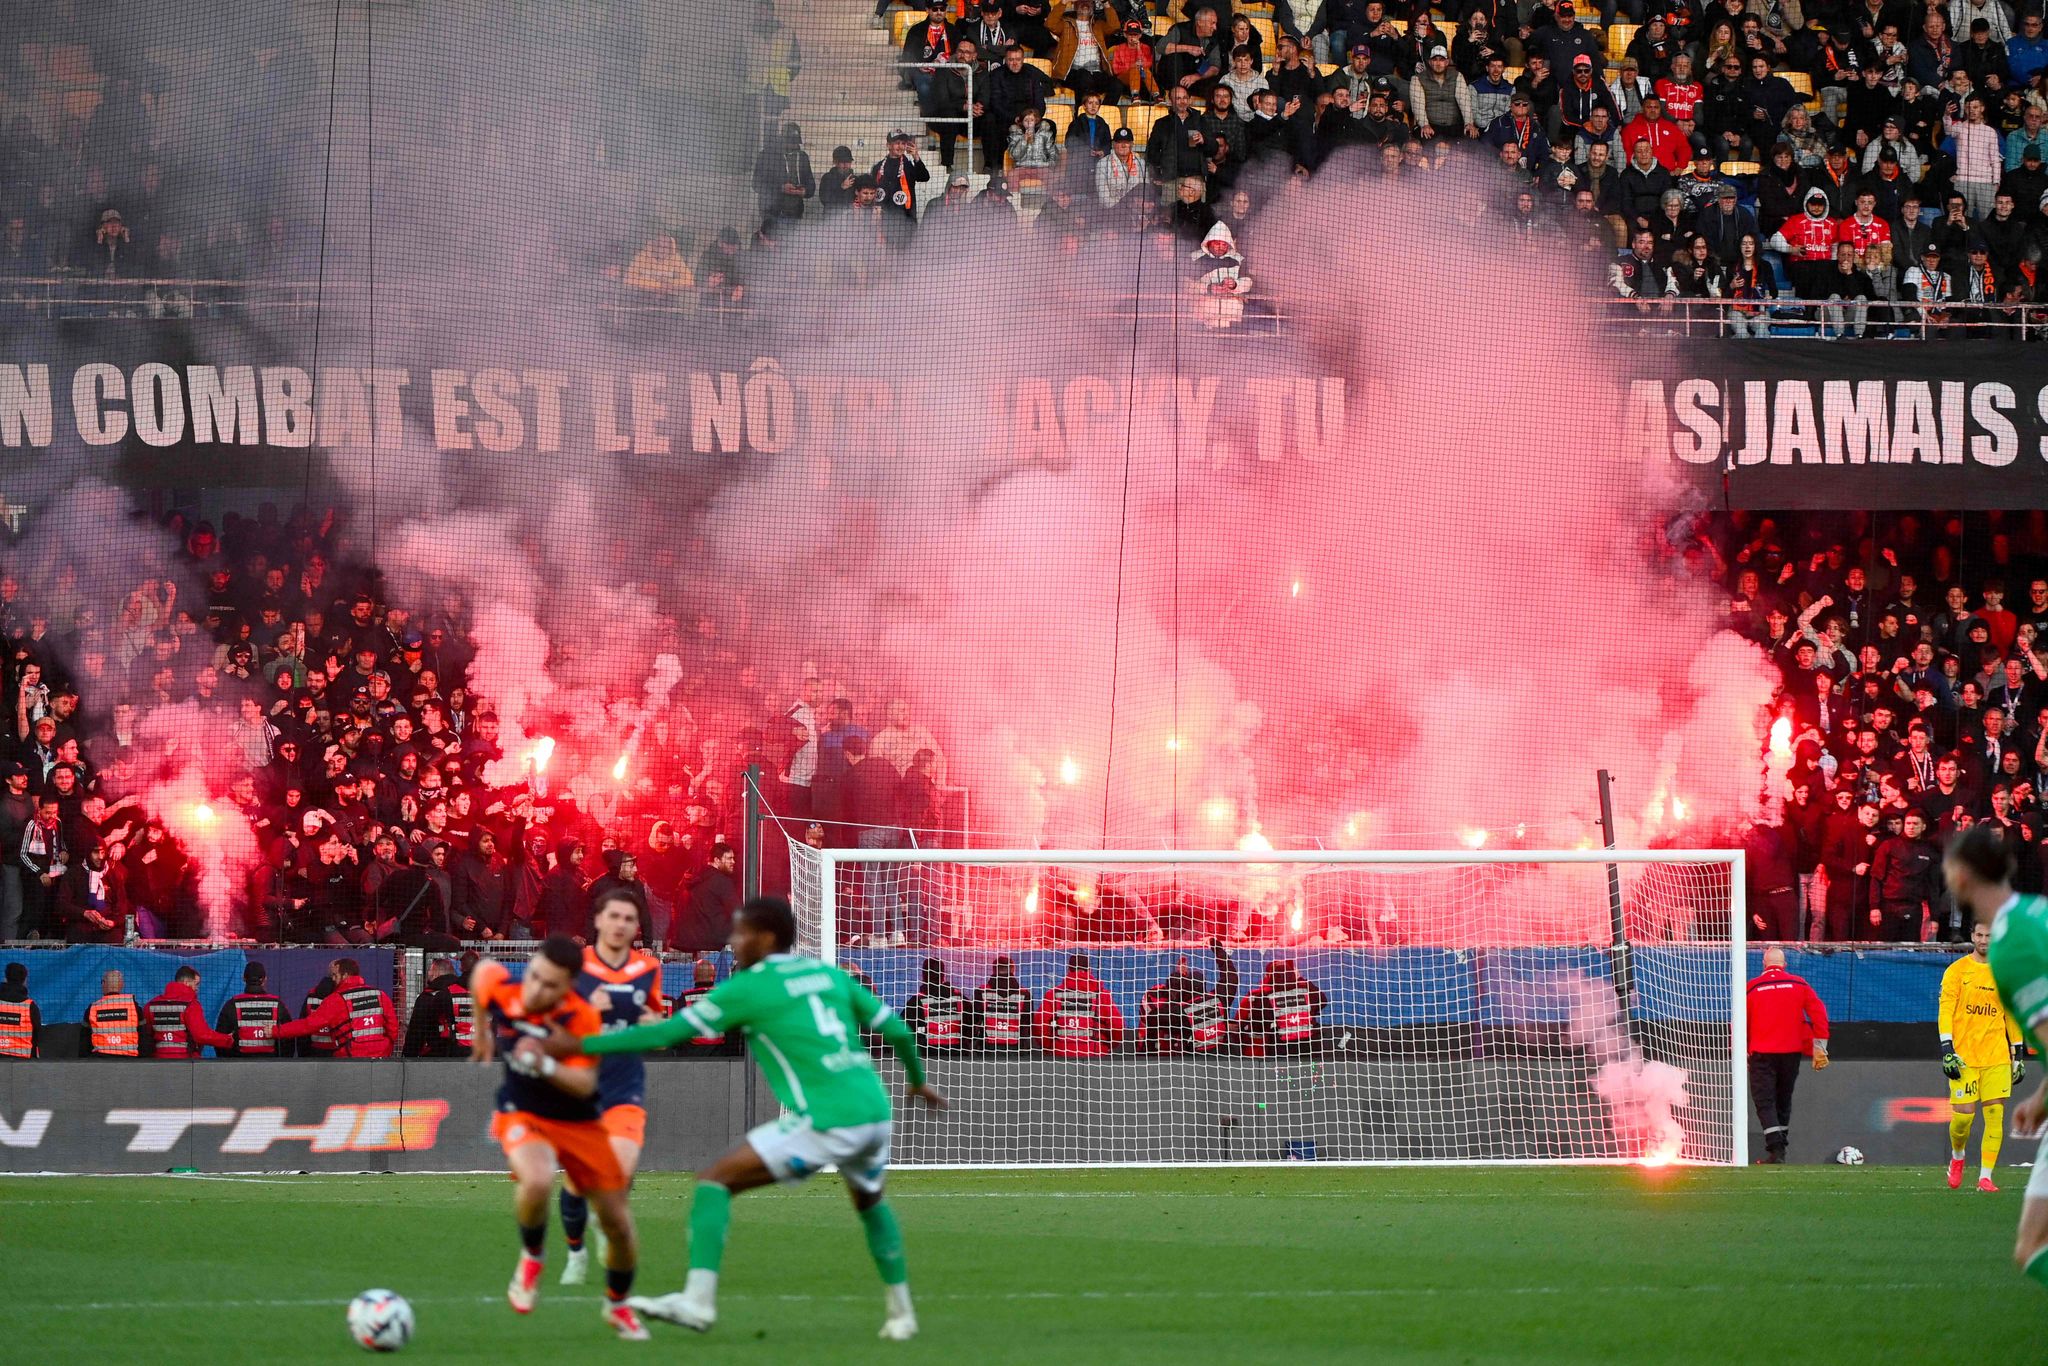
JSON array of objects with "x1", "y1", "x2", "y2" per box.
[{"x1": 1989, "y1": 914, "x2": 2048, "y2": 1057}]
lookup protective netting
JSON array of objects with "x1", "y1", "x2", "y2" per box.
[{"x1": 790, "y1": 845, "x2": 1742, "y2": 1165}]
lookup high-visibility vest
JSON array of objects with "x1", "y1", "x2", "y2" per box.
[
  {"x1": 227, "y1": 995, "x2": 284, "y2": 1055},
  {"x1": 917, "y1": 993, "x2": 965, "y2": 1048},
  {"x1": 442, "y1": 984, "x2": 473, "y2": 1050},
  {"x1": 1270, "y1": 986, "x2": 1315, "y2": 1043},
  {"x1": 302, "y1": 990, "x2": 340, "y2": 1055},
  {"x1": 338, "y1": 985, "x2": 392, "y2": 1057},
  {"x1": 87, "y1": 993, "x2": 140, "y2": 1056},
  {"x1": 146, "y1": 997, "x2": 194, "y2": 1058},
  {"x1": 1186, "y1": 993, "x2": 1228, "y2": 1051},
  {"x1": 977, "y1": 988, "x2": 1028, "y2": 1047},
  {"x1": 0, "y1": 998, "x2": 33, "y2": 1058},
  {"x1": 1050, "y1": 987, "x2": 1100, "y2": 1044}
]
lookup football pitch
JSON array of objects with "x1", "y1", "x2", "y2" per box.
[{"x1": 2, "y1": 1165, "x2": 2027, "y2": 1363}]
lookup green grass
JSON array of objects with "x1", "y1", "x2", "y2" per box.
[{"x1": 0, "y1": 1165, "x2": 2030, "y2": 1363}]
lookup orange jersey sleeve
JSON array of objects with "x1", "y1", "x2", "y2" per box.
[
  {"x1": 550, "y1": 993, "x2": 602, "y2": 1071},
  {"x1": 471, "y1": 958, "x2": 511, "y2": 1003}
]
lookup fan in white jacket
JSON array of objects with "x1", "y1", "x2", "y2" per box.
[{"x1": 1188, "y1": 220, "x2": 1255, "y2": 328}]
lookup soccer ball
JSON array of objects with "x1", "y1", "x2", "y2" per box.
[
  {"x1": 1834, "y1": 1146, "x2": 1865, "y2": 1165},
  {"x1": 347, "y1": 1289, "x2": 414, "y2": 1352}
]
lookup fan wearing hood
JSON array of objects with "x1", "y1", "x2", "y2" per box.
[
  {"x1": 902, "y1": 958, "x2": 970, "y2": 1052},
  {"x1": 537, "y1": 836, "x2": 591, "y2": 942},
  {"x1": 1767, "y1": 185, "x2": 1841, "y2": 303},
  {"x1": 973, "y1": 956, "x2": 1034, "y2": 1051},
  {"x1": 1187, "y1": 219, "x2": 1255, "y2": 328},
  {"x1": 1139, "y1": 939, "x2": 1239, "y2": 1055}
]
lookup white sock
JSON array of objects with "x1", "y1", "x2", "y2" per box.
[
  {"x1": 684, "y1": 1269, "x2": 718, "y2": 1306},
  {"x1": 1954, "y1": 1148, "x2": 1966, "y2": 1160},
  {"x1": 885, "y1": 1283, "x2": 914, "y2": 1319}
]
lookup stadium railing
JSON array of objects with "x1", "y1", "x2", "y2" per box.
[
  {"x1": 12, "y1": 275, "x2": 2040, "y2": 342},
  {"x1": 1595, "y1": 294, "x2": 2047, "y2": 340}
]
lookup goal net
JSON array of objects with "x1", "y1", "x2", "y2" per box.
[{"x1": 785, "y1": 846, "x2": 1746, "y2": 1167}]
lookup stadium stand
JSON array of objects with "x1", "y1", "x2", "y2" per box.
[{"x1": 7, "y1": 0, "x2": 2048, "y2": 331}]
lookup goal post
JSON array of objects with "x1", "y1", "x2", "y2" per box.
[{"x1": 787, "y1": 845, "x2": 1747, "y2": 1168}]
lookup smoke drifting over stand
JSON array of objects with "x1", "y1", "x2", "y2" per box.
[{"x1": 5, "y1": 7, "x2": 1785, "y2": 933}]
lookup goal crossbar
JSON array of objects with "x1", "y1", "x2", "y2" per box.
[{"x1": 818, "y1": 848, "x2": 1746, "y2": 865}]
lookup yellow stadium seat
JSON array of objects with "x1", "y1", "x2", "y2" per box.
[
  {"x1": 1249, "y1": 15, "x2": 1276, "y2": 49},
  {"x1": 1440, "y1": 20, "x2": 1460, "y2": 43},
  {"x1": 1391, "y1": 18, "x2": 1409, "y2": 33},
  {"x1": 1318, "y1": 63, "x2": 1339, "y2": 76},
  {"x1": 1046, "y1": 102, "x2": 1075, "y2": 137},
  {"x1": 891, "y1": 10, "x2": 917, "y2": 46},
  {"x1": 1719, "y1": 160, "x2": 1760, "y2": 176},
  {"x1": 1151, "y1": 15, "x2": 1171, "y2": 34},
  {"x1": 1504, "y1": 65, "x2": 1523, "y2": 81},
  {"x1": 1237, "y1": 1, "x2": 1277, "y2": 12},
  {"x1": 1121, "y1": 102, "x2": 1163, "y2": 144},
  {"x1": 1606, "y1": 23, "x2": 1637, "y2": 62}
]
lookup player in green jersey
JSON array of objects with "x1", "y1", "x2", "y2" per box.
[
  {"x1": 1944, "y1": 826, "x2": 2048, "y2": 1287},
  {"x1": 543, "y1": 895, "x2": 946, "y2": 1340}
]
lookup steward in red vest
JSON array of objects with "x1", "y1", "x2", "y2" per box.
[
  {"x1": 1139, "y1": 940, "x2": 1239, "y2": 1054},
  {"x1": 145, "y1": 965, "x2": 234, "y2": 1059},
  {"x1": 401, "y1": 956, "x2": 475, "y2": 1057},
  {"x1": 1034, "y1": 953, "x2": 1125, "y2": 1057},
  {"x1": 1234, "y1": 958, "x2": 1328, "y2": 1057},
  {"x1": 902, "y1": 958, "x2": 970, "y2": 1053},
  {"x1": 276, "y1": 957, "x2": 399, "y2": 1057},
  {"x1": 215, "y1": 960, "x2": 291, "y2": 1057},
  {"x1": 973, "y1": 956, "x2": 1033, "y2": 1052}
]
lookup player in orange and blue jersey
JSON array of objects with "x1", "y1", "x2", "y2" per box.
[
  {"x1": 559, "y1": 885, "x2": 668, "y2": 1287},
  {"x1": 470, "y1": 935, "x2": 647, "y2": 1340}
]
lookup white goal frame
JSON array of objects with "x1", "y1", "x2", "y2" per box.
[{"x1": 799, "y1": 846, "x2": 1748, "y2": 1168}]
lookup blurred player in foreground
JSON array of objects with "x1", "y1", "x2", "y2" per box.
[
  {"x1": 544, "y1": 896, "x2": 944, "y2": 1341},
  {"x1": 1939, "y1": 917, "x2": 2026, "y2": 1192},
  {"x1": 560, "y1": 887, "x2": 666, "y2": 1287},
  {"x1": 471, "y1": 936, "x2": 648, "y2": 1340},
  {"x1": 1943, "y1": 828, "x2": 2048, "y2": 1285}
]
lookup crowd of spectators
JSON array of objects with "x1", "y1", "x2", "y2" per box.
[
  {"x1": 853, "y1": 0, "x2": 2048, "y2": 331},
  {"x1": 12, "y1": 0, "x2": 2048, "y2": 332},
  {"x1": 0, "y1": 3, "x2": 800, "y2": 302},
  {"x1": 1690, "y1": 509, "x2": 2048, "y2": 941},
  {"x1": 0, "y1": 502, "x2": 956, "y2": 951}
]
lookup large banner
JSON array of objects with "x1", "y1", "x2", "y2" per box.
[
  {"x1": 9, "y1": 340, "x2": 2047, "y2": 507},
  {"x1": 1628, "y1": 340, "x2": 2048, "y2": 510}
]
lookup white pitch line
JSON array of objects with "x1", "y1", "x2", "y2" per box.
[{"x1": 19, "y1": 1281, "x2": 1958, "y2": 1315}]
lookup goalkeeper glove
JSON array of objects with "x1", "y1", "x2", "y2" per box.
[
  {"x1": 1942, "y1": 1050, "x2": 1964, "y2": 1080},
  {"x1": 1812, "y1": 1041, "x2": 1829, "y2": 1070},
  {"x1": 2015, "y1": 1048, "x2": 2028, "y2": 1085}
]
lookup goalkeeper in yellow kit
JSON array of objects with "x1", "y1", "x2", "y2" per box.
[{"x1": 1941, "y1": 919, "x2": 2028, "y2": 1193}]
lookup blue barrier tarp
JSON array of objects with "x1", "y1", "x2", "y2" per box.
[
  {"x1": 2, "y1": 947, "x2": 397, "y2": 1025},
  {"x1": 6, "y1": 944, "x2": 1966, "y2": 1029}
]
